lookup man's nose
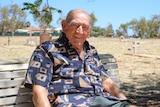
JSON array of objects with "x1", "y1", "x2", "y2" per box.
[{"x1": 76, "y1": 25, "x2": 83, "y2": 34}]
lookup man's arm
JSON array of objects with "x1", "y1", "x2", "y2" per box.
[
  {"x1": 32, "y1": 85, "x2": 51, "y2": 107},
  {"x1": 102, "y1": 78, "x2": 127, "y2": 100}
]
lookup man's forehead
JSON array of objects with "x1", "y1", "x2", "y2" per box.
[
  {"x1": 68, "y1": 19, "x2": 89, "y2": 25},
  {"x1": 68, "y1": 14, "x2": 90, "y2": 26}
]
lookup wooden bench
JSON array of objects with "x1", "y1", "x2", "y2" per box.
[{"x1": 0, "y1": 54, "x2": 120, "y2": 107}]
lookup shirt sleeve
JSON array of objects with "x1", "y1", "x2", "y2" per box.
[{"x1": 24, "y1": 43, "x2": 53, "y2": 89}]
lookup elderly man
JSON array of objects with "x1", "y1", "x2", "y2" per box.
[{"x1": 25, "y1": 9, "x2": 136, "y2": 107}]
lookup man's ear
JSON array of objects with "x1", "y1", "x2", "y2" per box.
[{"x1": 61, "y1": 20, "x2": 67, "y2": 32}]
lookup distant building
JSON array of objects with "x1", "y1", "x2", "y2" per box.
[
  {"x1": 53, "y1": 28, "x2": 62, "y2": 33},
  {"x1": 16, "y1": 27, "x2": 62, "y2": 33},
  {"x1": 22, "y1": 27, "x2": 52, "y2": 33},
  {"x1": 15, "y1": 27, "x2": 62, "y2": 36},
  {"x1": 15, "y1": 29, "x2": 29, "y2": 32}
]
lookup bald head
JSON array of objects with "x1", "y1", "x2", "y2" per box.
[{"x1": 65, "y1": 9, "x2": 92, "y2": 25}]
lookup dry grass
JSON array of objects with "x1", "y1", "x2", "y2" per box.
[{"x1": 0, "y1": 36, "x2": 160, "y2": 106}]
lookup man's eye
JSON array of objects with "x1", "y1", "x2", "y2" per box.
[
  {"x1": 83, "y1": 26, "x2": 89, "y2": 30},
  {"x1": 71, "y1": 24, "x2": 78, "y2": 27},
  {"x1": 83, "y1": 26, "x2": 88, "y2": 28}
]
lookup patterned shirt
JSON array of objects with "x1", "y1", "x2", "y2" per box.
[{"x1": 25, "y1": 33, "x2": 117, "y2": 107}]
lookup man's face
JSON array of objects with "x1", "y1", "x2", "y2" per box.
[{"x1": 62, "y1": 12, "x2": 91, "y2": 50}]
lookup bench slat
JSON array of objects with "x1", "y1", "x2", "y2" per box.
[
  {"x1": 0, "y1": 71, "x2": 26, "y2": 79},
  {"x1": 110, "y1": 76, "x2": 120, "y2": 83},
  {"x1": 103, "y1": 63, "x2": 118, "y2": 69},
  {"x1": 0, "y1": 87, "x2": 32, "y2": 97},
  {"x1": 107, "y1": 69, "x2": 119, "y2": 76},
  {"x1": 0, "y1": 58, "x2": 28, "y2": 65},
  {"x1": 101, "y1": 57, "x2": 116, "y2": 63},
  {"x1": 0, "y1": 95, "x2": 32, "y2": 106},
  {"x1": 3, "y1": 102, "x2": 34, "y2": 107},
  {"x1": 0, "y1": 63, "x2": 28, "y2": 71},
  {"x1": 100, "y1": 54, "x2": 120, "y2": 87},
  {"x1": 99, "y1": 54, "x2": 114, "y2": 58},
  {"x1": 0, "y1": 79, "x2": 24, "y2": 88}
]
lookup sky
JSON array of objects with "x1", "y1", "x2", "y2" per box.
[{"x1": 1, "y1": 0, "x2": 160, "y2": 31}]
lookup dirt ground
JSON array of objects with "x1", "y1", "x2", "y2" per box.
[
  {"x1": 0, "y1": 36, "x2": 160, "y2": 107},
  {"x1": 100, "y1": 38, "x2": 160, "y2": 107},
  {"x1": 119, "y1": 57, "x2": 160, "y2": 107}
]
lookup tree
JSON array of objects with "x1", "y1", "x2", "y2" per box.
[
  {"x1": 147, "y1": 20, "x2": 159, "y2": 38},
  {"x1": 22, "y1": 0, "x2": 61, "y2": 32},
  {"x1": 128, "y1": 19, "x2": 138, "y2": 36},
  {"x1": 0, "y1": 6, "x2": 9, "y2": 36},
  {"x1": 22, "y1": 0, "x2": 62, "y2": 43},
  {"x1": 106, "y1": 23, "x2": 114, "y2": 37},
  {"x1": 25, "y1": 21, "x2": 31, "y2": 27},
  {"x1": 115, "y1": 29, "x2": 123, "y2": 37},
  {"x1": 0, "y1": 4, "x2": 26, "y2": 36},
  {"x1": 90, "y1": 12, "x2": 97, "y2": 27},
  {"x1": 137, "y1": 17, "x2": 148, "y2": 38},
  {"x1": 9, "y1": 4, "x2": 26, "y2": 36},
  {"x1": 91, "y1": 26, "x2": 106, "y2": 37},
  {"x1": 149, "y1": 15, "x2": 160, "y2": 38},
  {"x1": 119, "y1": 23, "x2": 128, "y2": 36},
  {"x1": 89, "y1": 12, "x2": 106, "y2": 37},
  {"x1": 116, "y1": 23, "x2": 128, "y2": 36}
]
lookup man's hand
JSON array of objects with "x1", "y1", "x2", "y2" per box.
[
  {"x1": 102, "y1": 78, "x2": 127, "y2": 100},
  {"x1": 32, "y1": 85, "x2": 51, "y2": 107}
]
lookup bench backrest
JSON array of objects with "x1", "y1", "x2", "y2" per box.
[
  {"x1": 99, "y1": 54, "x2": 120, "y2": 87},
  {"x1": 0, "y1": 54, "x2": 119, "y2": 107},
  {"x1": 0, "y1": 58, "x2": 34, "y2": 107}
]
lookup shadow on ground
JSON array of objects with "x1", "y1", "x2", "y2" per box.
[{"x1": 121, "y1": 73, "x2": 160, "y2": 107}]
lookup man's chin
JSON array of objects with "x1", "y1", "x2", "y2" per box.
[{"x1": 72, "y1": 42, "x2": 84, "y2": 50}]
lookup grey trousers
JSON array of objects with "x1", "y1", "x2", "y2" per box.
[{"x1": 90, "y1": 96, "x2": 131, "y2": 107}]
